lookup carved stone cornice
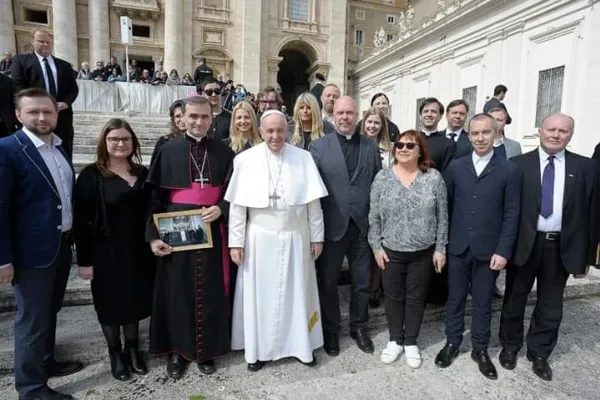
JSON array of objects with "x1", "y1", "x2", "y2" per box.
[{"x1": 111, "y1": 0, "x2": 161, "y2": 21}]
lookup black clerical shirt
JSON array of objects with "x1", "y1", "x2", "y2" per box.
[
  {"x1": 187, "y1": 134, "x2": 211, "y2": 184},
  {"x1": 210, "y1": 111, "x2": 232, "y2": 142},
  {"x1": 337, "y1": 131, "x2": 360, "y2": 179}
]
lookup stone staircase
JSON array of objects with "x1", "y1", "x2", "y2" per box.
[{"x1": 72, "y1": 112, "x2": 172, "y2": 172}]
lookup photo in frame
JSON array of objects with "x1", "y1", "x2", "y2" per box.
[{"x1": 153, "y1": 209, "x2": 213, "y2": 252}]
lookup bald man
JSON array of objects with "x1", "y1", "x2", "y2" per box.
[
  {"x1": 499, "y1": 114, "x2": 600, "y2": 381},
  {"x1": 310, "y1": 96, "x2": 382, "y2": 356}
]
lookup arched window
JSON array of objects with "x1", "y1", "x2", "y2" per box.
[{"x1": 288, "y1": 0, "x2": 309, "y2": 21}]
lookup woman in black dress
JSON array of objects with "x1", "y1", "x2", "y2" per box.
[{"x1": 74, "y1": 118, "x2": 155, "y2": 381}]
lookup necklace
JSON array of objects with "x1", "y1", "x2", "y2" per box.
[
  {"x1": 190, "y1": 150, "x2": 208, "y2": 188},
  {"x1": 266, "y1": 146, "x2": 284, "y2": 207}
]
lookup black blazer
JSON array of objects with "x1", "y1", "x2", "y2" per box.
[
  {"x1": 454, "y1": 130, "x2": 472, "y2": 158},
  {"x1": 10, "y1": 53, "x2": 79, "y2": 111},
  {"x1": 444, "y1": 152, "x2": 521, "y2": 260},
  {"x1": 310, "y1": 133, "x2": 382, "y2": 241},
  {"x1": 0, "y1": 73, "x2": 18, "y2": 136},
  {"x1": 423, "y1": 131, "x2": 457, "y2": 172},
  {"x1": 512, "y1": 149, "x2": 600, "y2": 274}
]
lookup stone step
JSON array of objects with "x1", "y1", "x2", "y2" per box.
[{"x1": 0, "y1": 269, "x2": 599, "y2": 371}]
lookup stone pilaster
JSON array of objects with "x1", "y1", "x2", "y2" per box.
[
  {"x1": 88, "y1": 0, "x2": 110, "y2": 66},
  {"x1": 164, "y1": 0, "x2": 183, "y2": 73},
  {"x1": 241, "y1": 0, "x2": 262, "y2": 93},
  {"x1": 328, "y1": 0, "x2": 348, "y2": 93},
  {"x1": 0, "y1": 0, "x2": 16, "y2": 54},
  {"x1": 52, "y1": 0, "x2": 78, "y2": 66}
]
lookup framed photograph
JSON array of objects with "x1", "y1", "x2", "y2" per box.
[{"x1": 153, "y1": 209, "x2": 213, "y2": 252}]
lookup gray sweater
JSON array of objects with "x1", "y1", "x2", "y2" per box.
[{"x1": 368, "y1": 167, "x2": 448, "y2": 254}]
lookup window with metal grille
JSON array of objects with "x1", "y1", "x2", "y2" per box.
[
  {"x1": 535, "y1": 66, "x2": 564, "y2": 128},
  {"x1": 289, "y1": 0, "x2": 309, "y2": 21},
  {"x1": 462, "y1": 86, "x2": 477, "y2": 120},
  {"x1": 416, "y1": 97, "x2": 426, "y2": 129}
]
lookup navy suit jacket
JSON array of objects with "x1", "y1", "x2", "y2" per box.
[
  {"x1": 444, "y1": 152, "x2": 522, "y2": 261},
  {"x1": 0, "y1": 130, "x2": 74, "y2": 268}
]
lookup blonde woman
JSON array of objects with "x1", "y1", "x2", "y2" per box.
[
  {"x1": 225, "y1": 101, "x2": 262, "y2": 154},
  {"x1": 361, "y1": 107, "x2": 393, "y2": 168},
  {"x1": 288, "y1": 92, "x2": 335, "y2": 150}
]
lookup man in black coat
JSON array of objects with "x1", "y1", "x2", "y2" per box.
[
  {"x1": 419, "y1": 97, "x2": 456, "y2": 173},
  {"x1": 435, "y1": 113, "x2": 521, "y2": 380},
  {"x1": 10, "y1": 29, "x2": 79, "y2": 160},
  {"x1": 498, "y1": 114, "x2": 600, "y2": 382},
  {"x1": 0, "y1": 73, "x2": 19, "y2": 137},
  {"x1": 483, "y1": 84, "x2": 512, "y2": 124},
  {"x1": 444, "y1": 99, "x2": 471, "y2": 158}
]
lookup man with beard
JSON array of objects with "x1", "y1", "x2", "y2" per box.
[
  {"x1": 202, "y1": 77, "x2": 231, "y2": 142},
  {"x1": 0, "y1": 88, "x2": 83, "y2": 400},
  {"x1": 146, "y1": 96, "x2": 234, "y2": 379},
  {"x1": 321, "y1": 83, "x2": 340, "y2": 125},
  {"x1": 11, "y1": 29, "x2": 79, "y2": 160}
]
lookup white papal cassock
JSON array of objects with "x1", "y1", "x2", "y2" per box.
[{"x1": 225, "y1": 142, "x2": 328, "y2": 364}]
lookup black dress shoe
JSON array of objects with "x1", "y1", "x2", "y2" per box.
[
  {"x1": 527, "y1": 354, "x2": 552, "y2": 381},
  {"x1": 108, "y1": 349, "x2": 131, "y2": 381},
  {"x1": 166, "y1": 353, "x2": 188, "y2": 380},
  {"x1": 350, "y1": 329, "x2": 374, "y2": 354},
  {"x1": 20, "y1": 387, "x2": 75, "y2": 400},
  {"x1": 499, "y1": 348, "x2": 518, "y2": 370},
  {"x1": 471, "y1": 349, "x2": 498, "y2": 380},
  {"x1": 247, "y1": 361, "x2": 266, "y2": 372},
  {"x1": 198, "y1": 359, "x2": 216, "y2": 375},
  {"x1": 44, "y1": 359, "x2": 84, "y2": 378},
  {"x1": 369, "y1": 291, "x2": 381, "y2": 308},
  {"x1": 434, "y1": 343, "x2": 460, "y2": 368},
  {"x1": 323, "y1": 332, "x2": 340, "y2": 356},
  {"x1": 124, "y1": 345, "x2": 148, "y2": 375}
]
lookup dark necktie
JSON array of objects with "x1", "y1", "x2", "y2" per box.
[
  {"x1": 540, "y1": 155, "x2": 555, "y2": 218},
  {"x1": 43, "y1": 57, "x2": 58, "y2": 98},
  {"x1": 448, "y1": 132, "x2": 457, "y2": 141}
]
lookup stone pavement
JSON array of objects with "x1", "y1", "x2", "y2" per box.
[{"x1": 1, "y1": 296, "x2": 600, "y2": 400}]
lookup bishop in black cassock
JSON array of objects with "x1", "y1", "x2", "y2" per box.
[{"x1": 146, "y1": 118, "x2": 234, "y2": 378}]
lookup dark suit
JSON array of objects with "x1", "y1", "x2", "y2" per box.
[
  {"x1": 10, "y1": 53, "x2": 79, "y2": 160},
  {"x1": 483, "y1": 97, "x2": 512, "y2": 124},
  {"x1": 499, "y1": 149, "x2": 600, "y2": 359},
  {"x1": 0, "y1": 73, "x2": 19, "y2": 137},
  {"x1": 445, "y1": 129, "x2": 471, "y2": 159},
  {"x1": 443, "y1": 153, "x2": 521, "y2": 350},
  {"x1": 310, "y1": 132, "x2": 382, "y2": 333},
  {"x1": 0, "y1": 130, "x2": 74, "y2": 397},
  {"x1": 422, "y1": 131, "x2": 457, "y2": 172}
]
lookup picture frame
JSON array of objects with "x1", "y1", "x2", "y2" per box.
[{"x1": 153, "y1": 209, "x2": 213, "y2": 252}]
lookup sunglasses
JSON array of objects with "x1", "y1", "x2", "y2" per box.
[
  {"x1": 394, "y1": 142, "x2": 418, "y2": 150},
  {"x1": 204, "y1": 89, "x2": 221, "y2": 96}
]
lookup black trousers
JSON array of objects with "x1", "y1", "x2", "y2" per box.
[
  {"x1": 382, "y1": 247, "x2": 434, "y2": 346},
  {"x1": 12, "y1": 233, "x2": 72, "y2": 397},
  {"x1": 317, "y1": 220, "x2": 371, "y2": 333},
  {"x1": 499, "y1": 235, "x2": 569, "y2": 359},
  {"x1": 445, "y1": 249, "x2": 498, "y2": 351},
  {"x1": 55, "y1": 111, "x2": 74, "y2": 162}
]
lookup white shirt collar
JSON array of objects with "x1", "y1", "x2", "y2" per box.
[
  {"x1": 538, "y1": 146, "x2": 565, "y2": 162},
  {"x1": 446, "y1": 128, "x2": 462, "y2": 135},
  {"x1": 22, "y1": 126, "x2": 62, "y2": 148},
  {"x1": 34, "y1": 52, "x2": 53, "y2": 63},
  {"x1": 186, "y1": 132, "x2": 207, "y2": 142},
  {"x1": 494, "y1": 137, "x2": 505, "y2": 147},
  {"x1": 422, "y1": 129, "x2": 437, "y2": 137},
  {"x1": 472, "y1": 149, "x2": 494, "y2": 164}
]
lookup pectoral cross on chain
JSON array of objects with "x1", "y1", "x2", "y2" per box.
[
  {"x1": 269, "y1": 190, "x2": 281, "y2": 207},
  {"x1": 195, "y1": 175, "x2": 209, "y2": 188}
]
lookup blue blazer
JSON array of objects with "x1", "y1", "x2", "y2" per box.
[
  {"x1": 444, "y1": 152, "x2": 521, "y2": 261},
  {"x1": 0, "y1": 130, "x2": 74, "y2": 268}
]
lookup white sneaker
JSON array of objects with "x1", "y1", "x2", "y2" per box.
[
  {"x1": 404, "y1": 345, "x2": 422, "y2": 369},
  {"x1": 381, "y1": 341, "x2": 403, "y2": 364}
]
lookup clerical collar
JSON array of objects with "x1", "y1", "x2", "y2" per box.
[
  {"x1": 422, "y1": 129, "x2": 438, "y2": 137},
  {"x1": 185, "y1": 132, "x2": 208, "y2": 143},
  {"x1": 337, "y1": 131, "x2": 358, "y2": 141}
]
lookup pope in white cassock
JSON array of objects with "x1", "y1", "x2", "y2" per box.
[{"x1": 225, "y1": 109, "x2": 328, "y2": 372}]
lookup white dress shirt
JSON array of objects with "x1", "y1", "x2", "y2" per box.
[
  {"x1": 472, "y1": 150, "x2": 493, "y2": 176},
  {"x1": 537, "y1": 147, "x2": 565, "y2": 232},
  {"x1": 446, "y1": 128, "x2": 464, "y2": 142},
  {"x1": 35, "y1": 52, "x2": 58, "y2": 94}
]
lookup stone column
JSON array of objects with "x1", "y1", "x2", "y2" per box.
[
  {"x1": 164, "y1": 0, "x2": 183, "y2": 73},
  {"x1": 52, "y1": 0, "x2": 78, "y2": 66},
  {"x1": 241, "y1": 0, "x2": 262, "y2": 93},
  {"x1": 0, "y1": 0, "x2": 16, "y2": 54},
  {"x1": 329, "y1": 0, "x2": 348, "y2": 93},
  {"x1": 88, "y1": 0, "x2": 110, "y2": 65}
]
